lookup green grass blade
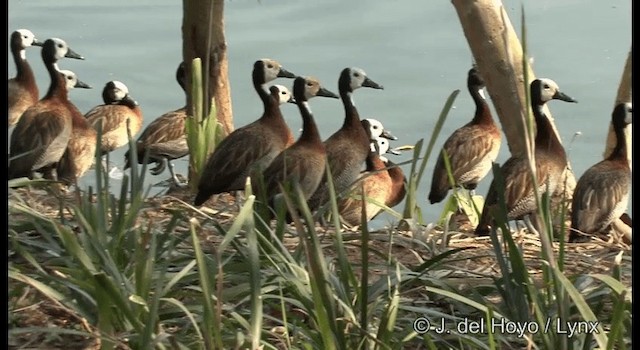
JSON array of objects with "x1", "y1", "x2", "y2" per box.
[
  {"x1": 552, "y1": 267, "x2": 608, "y2": 348},
  {"x1": 190, "y1": 221, "x2": 218, "y2": 349},
  {"x1": 245, "y1": 196, "x2": 262, "y2": 349}
]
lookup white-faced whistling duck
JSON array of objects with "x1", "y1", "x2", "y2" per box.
[
  {"x1": 124, "y1": 62, "x2": 189, "y2": 186},
  {"x1": 569, "y1": 102, "x2": 632, "y2": 243},
  {"x1": 193, "y1": 58, "x2": 296, "y2": 206},
  {"x1": 338, "y1": 125, "x2": 404, "y2": 227},
  {"x1": 428, "y1": 66, "x2": 501, "y2": 204},
  {"x1": 307, "y1": 67, "x2": 385, "y2": 213},
  {"x1": 85, "y1": 80, "x2": 144, "y2": 155},
  {"x1": 9, "y1": 29, "x2": 43, "y2": 128},
  {"x1": 254, "y1": 75, "x2": 339, "y2": 213},
  {"x1": 8, "y1": 38, "x2": 85, "y2": 180},
  {"x1": 474, "y1": 78, "x2": 577, "y2": 236},
  {"x1": 55, "y1": 70, "x2": 97, "y2": 185}
]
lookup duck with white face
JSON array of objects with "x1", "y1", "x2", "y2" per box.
[
  {"x1": 85, "y1": 80, "x2": 144, "y2": 156},
  {"x1": 475, "y1": 77, "x2": 577, "y2": 237},
  {"x1": 307, "y1": 67, "x2": 387, "y2": 215},
  {"x1": 337, "y1": 118, "x2": 406, "y2": 227},
  {"x1": 9, "y1": 29, "x2": 45, "y2": 128},
  {"x1": 55, "y1": 70, "x2": 97, "y2": 186},
  {"x1": 193, "y1": 58, "x2": 297, "y2": 206},
  {"x1": 251, "y1": 75, "x2": 340, "y2": 221}
]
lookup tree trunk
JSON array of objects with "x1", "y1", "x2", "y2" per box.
[
  {"x1": 182, "y1": 0, "x2": 234, "y2": 136},
  {"x1": 451, "y1": 0, "x2": 577, "y2": 225}
]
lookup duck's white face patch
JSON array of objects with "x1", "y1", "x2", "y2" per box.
[
  {"x1": 303, "y1": 78, "x2": 320, "y2": 101},
  {"x1": 261, "y1": 58, "x2": 282, "y2": 83},
  {"x1": 16, "y1": 29, "x2": 37, "y2": 51},
  {"x1": 274, "y1": 84, "x2": 292, "y2": 105},
  {"x1": 375, "y1": 137, "x2": 391, "y2": 154},
  {"x1": 350, "y1": 67, "x2": 368, "y2": 90},
  {"x1": 110, "y1": 80, "x2": 130, "y2": 100},
  {"x1": 50, "y1": 37, "x2": 70, "y2": 61},
  {"x1": 364, "y1": 118, "x2": 385, "y2": 138},
  {"x1": 538, "y1": 78, "x2": 560, "y2": 102},
  {"x1": 59, "y1": 69, "x2": 78, "y2": 90}
]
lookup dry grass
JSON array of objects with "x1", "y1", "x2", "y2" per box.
[{"x1": 8, "y1": 185, "x2": 632, "y2": 349}]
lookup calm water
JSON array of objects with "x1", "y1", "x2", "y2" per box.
[{"x1": 8, "y1": 0, "x2": 632, "y2": 229}]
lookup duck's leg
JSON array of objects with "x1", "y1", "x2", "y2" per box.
[{"x1": 167, "y1": 159, "x2": 188, "y2": 188}]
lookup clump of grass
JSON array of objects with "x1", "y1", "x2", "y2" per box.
[{"x1": 185, "y1": 57, "x2": 223, "y2": 192}]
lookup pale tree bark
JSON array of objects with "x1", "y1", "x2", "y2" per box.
[
  {"x1": 182, "y1": 0, "x2": 234, "y2": 136},
  {"x1": 451, "y1": 0, "x2": 577, "y2": 228}
]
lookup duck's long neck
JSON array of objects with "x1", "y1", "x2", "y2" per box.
[
  {"x1": 265, "y1": 97, "x2": 284, "y2": 122},
  {"x1": 470, "y1": 86, "x2": 493, "y2": 125},
  {"x1": 253, "y1": 71, "x2": 271, "y2": 118},
  {"x1": 608, "y1": 124, "x2": 629, "y2": 162},
  {"x1": 533, "y1": 103, "x2": 566, "y2": 160},
  {"x1": 365, "y1": 152, "x2": 381, "y2": 171},
  {"x1": 340, "y1": 89, "x2": 361, "y2": 129},
  {"x1": 298, "y1": 101, "x2": 322, "y2": 144},
  {"x1": 44, "y1": 61, "x2": 67, "y2": 100},
  {"x1": 12, "y1": 47, "x2": 33, "y2": 82}
]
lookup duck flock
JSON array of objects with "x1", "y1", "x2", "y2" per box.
[{"x1": 8, "y1": 29, "x2": 632, "y2": 244}]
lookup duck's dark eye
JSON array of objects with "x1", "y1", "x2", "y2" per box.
[
  {"x1": 354, "y1": 72, "x2": 360, "y2": 78},
  {"x1": 280, "y1": 91, "x2": 286, "y2": 95},
  {"x1": 306, "y1": 82, "x2": 313, "y2": 87},
  {"x1": 373, "y1": 125, "x2": 379, "y2": 129},
  {"x1": 67, "y1": 76, "x2": 72, "y2": 80},
  {"x1": 267, "y1": 64, "x2": 274, "y2": 69},
  {"x1": 57, "y1": 43, "x2": 63, "y2": 49},
  {"x1": 543, "y1": 84, "x2": 550, "y2": 89}
]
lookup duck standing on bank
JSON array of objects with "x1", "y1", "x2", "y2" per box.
[
  {"x1": 193, "y1": 59, "x2": 296, "y2": 206},
  {"x1": 474, "y1": 78, "x2": 577, "y2": 236},
  {"x1": 53, "y1": 70, "x2": 96, "y2": 185},
  {"x1": 570, "y1": 102, "x2": 632, "y2": 243},
  {"x1": 254, "y1": 76, "x2": 339, "y2": 216},
  {"x1": 124, "y1": 62, "x2": 189, "y2": 186},
  {"x1": 428, "y1": 66, "x2": 501, "y2": 205},
  {"x1": 338, "y1": 122, "x2": 406, "y2": 227},
  {"x1": 307, "y1": 67, "x2": 385, "y2": 214}
]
